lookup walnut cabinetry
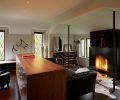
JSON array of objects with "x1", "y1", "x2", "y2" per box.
[{"x1": 16, "y1": 54, "x2": 66, "y2": 100}]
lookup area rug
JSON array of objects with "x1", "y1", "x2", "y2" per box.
[{"x1": 95, "y1": 76, "x2": 120, "y2": 99}]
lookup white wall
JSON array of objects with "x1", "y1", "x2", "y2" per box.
[
  {"x1": 5, "y1": 34, "x2": 33, "y2": 60},
  {"x1": 48, "y1": 32, "x2": 91, "y2": 68},
  {"x1": 3, "y1": 27, "x2": 49, "y2": 61},
  {"x1": 48, "y1": 33, "x2": 75, "y2": 57},
  {"x1": 48, "y1": 33, "x2": 90, "y2": 68},
  {"x1": 3, "y1": 26, "x2": 90, "y2": 66}
]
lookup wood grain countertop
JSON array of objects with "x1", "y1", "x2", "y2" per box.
[{"x1": 17, "y1": 54, "x2": 65, "y2": 75}]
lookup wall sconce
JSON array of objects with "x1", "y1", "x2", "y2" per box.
[{"x1": 74, "y1": 40, "x2": 80, "y2": 44}]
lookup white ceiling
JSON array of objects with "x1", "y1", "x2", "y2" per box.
[
  {"x1": 0, "y1": 0, "x2": 120, "y2": 34},
  {"x1": 63, "y1": 9, "x2": 120, "y2": 34}
]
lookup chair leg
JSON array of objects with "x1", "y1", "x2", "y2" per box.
[
  {"x1": 1, "y1": 85, "x2": 4, "y2": 89},
  {"x1": 93, "y1": 91, "x2": 95, "y2": 99},
  {"x1": 7, "y1": 84, "x2": 9, "y2": 88}
]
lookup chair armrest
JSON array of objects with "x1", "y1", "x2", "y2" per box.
[
  {"x1": 0, "y1": 72, "x2": 10, "y2": 76},
  {"x1": 67, "y1": 70, "x2": 97, "y2": 100}
]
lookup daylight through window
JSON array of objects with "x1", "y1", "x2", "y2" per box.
[
  {"x1": 80, "y1": 39, "x2": 85, "y2": 57},
  {"x1": 34, "y1": 32, "x2": 43, "y2": 57},
  {"x1": 79, "y1": 38, "x2": 90, "y2": 58},
  {"x1": 86, "y1": 38, "x2": 90, "y2": 57},
  {"x1": 0, "y1": 31, "x2": 5, "y2": 60}
]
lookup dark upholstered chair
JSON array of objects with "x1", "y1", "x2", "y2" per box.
[
  {"x1": 66, "y1": 69, "x2": 97, "y2": 100},
  {"x1": 0, "y1": 71, "x2": 10, "y2": 89},
  {"x1": 46, "y1": 58, "x2": 97, "y2": 100}
]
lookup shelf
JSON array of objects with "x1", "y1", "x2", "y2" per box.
[{"x1": 53, "y1": 51, "x2": 77, "y2": 66}]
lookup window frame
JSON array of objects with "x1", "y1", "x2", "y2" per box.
[{"x1": 0, "y1": 30, "x2": 5, "y2": 61}]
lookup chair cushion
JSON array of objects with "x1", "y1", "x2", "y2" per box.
[{"x1": 66, "y1": 69, "x2": 97, "y2": 100}]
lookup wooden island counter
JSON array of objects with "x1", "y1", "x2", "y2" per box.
[{"x1": 16, "y1": 54, "x2": 66, "y2": 100}]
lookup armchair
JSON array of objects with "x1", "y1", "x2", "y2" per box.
[
  {"x1": 66, "y1": 69, "x2": 97, "y2": 100},
  {"x1": 45, "y1": 58, "x2": 97, "y2": 100},
  {"x1": 0, "y1": 70, "x2": 10, "y2": 89}
]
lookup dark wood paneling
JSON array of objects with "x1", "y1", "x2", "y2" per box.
[{"x1": 90, "y1": 29, "x2": 114, "y2": 47}]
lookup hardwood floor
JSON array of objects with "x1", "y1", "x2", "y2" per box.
[{"x1": 0, "y1": 71, "x2": 120, "y2": 100}]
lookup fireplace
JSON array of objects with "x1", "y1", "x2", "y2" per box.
[
  {"x1": 96, "y1": 55, "x2": 108, "y2": 77},
  {"x1": 96, "y1": 55, "x2": 108, "y2": 71},
  {"x1": 89, "y1": 47, "x2": 114, "y2": 77},
  {"x1": 90, "y1": 29, "x2": 120, "y2": 79}
]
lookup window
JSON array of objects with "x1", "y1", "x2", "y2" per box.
[
  {"x1": 79, "y1": 38, "x2": 85, "y2": 57},
  {"x1": 0, "y1": 31, "x2": 5, "y2": 60},
  {"x1": 79, "y1": 38, "x2": 90, "y2": 58},
  {"x1": 86, "y1": 38, "x2": 90, "y2": 57},
  {"x1": 34, "y1": 32, "x2": 43, "y2": 57}
]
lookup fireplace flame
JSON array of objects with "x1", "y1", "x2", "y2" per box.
[
  {"x1": 96, "y1": 55, "x2": 108, "y2": 77},
  {"x1": 96, "y1": 56, "x2": 108, "y2": 71}
]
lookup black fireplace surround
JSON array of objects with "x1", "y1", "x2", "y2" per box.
[
  {"x1": 89, "y1": 47, "x2": 114, "y2": 77},
  {"x1": 89, "y1": 29, "x2": 120, "y2": 78}
]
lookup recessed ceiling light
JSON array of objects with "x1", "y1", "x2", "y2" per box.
[{"x1": 26, "y1": 0, "x2": 30, "y2": 4}]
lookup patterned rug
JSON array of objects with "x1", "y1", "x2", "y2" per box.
[{"x1": 95, "y1": 77, "x2": 120, "y2": 99}]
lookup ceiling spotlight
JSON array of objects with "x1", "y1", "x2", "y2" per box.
[{"x1": 26, "y1": 0, "x2": 30, "y2": 4}]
